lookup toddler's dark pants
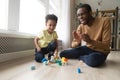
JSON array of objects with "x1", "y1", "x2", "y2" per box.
[
  {"x1": 35, "y1": 41, "x2": 57, "y2": 62},
  {"x1": 60, "y1": 46, "x2": 107, "y2": 67}
]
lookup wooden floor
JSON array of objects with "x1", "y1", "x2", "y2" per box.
[{"x1": 0, "y1": 51, "x2": 120, "y2": 80}]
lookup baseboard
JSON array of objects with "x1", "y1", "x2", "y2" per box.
[{"x1": 0, "y1": 49, "x2": 34, "y2": 63}]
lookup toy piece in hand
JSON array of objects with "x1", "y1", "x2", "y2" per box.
[{"x1": 48, "y1": 52, "x2": 54, "y2": 60}]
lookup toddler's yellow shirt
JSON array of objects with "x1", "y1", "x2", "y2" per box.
[{"x1": 38, "y1": 30, "x2": 58, "y2": 48}]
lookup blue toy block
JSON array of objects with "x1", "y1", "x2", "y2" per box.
[
  {"x1": 43, "y1": 61, "x2": 48, "y2": 65},
  {"x1": 42, "y1": 58, "x2": 47, "y2": 63},
  {"x1": 77, "y1": 68, "x2": 81, "y2": 73},
  {"x1": 31, "y1": 65, "x2": 36, "y2": 70}
]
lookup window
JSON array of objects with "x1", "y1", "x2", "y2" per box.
[
  {"x1": 0, "y1": 0, "x2": 9, "y2": 30},
  {"x1": 19, "y1": 0, "x2": 46, "y2": 35}
]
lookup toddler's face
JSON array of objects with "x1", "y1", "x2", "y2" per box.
[{"x1": 46, "y1": 20, "x2": 57, "y2": 33}]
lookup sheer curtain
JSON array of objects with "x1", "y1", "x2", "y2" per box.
[
  {"x1": 49, "y1": 0, "x2": 71, "y2": 49},
  {"x1": 0, "y1": 0, "x2": 8, "y2": 30},
  {"x1": 60, "y1": 0, "x2": 71, "y2": 49}
]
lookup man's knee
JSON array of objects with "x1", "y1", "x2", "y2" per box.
[
  {"x1": 85, "y1": 58, "x2": 100, "y2": 67},
  {"x1": 83, "y1": 53, "x2": 106, "y2": 67},
  {"x1": 59, "y1": 51, "x2": 64, "y2": 58}
]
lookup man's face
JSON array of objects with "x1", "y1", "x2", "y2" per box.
[{"x1": 77, "y1": 8, "x2": 91, "y2": 25}]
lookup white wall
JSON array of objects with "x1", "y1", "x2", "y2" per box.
[{"x1": 75, "y1": 0, "x2": 120, "y2": 11}]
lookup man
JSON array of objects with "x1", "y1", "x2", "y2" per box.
[{"x1": 60, "y1": 4, "x2": 111, "y2": 67}]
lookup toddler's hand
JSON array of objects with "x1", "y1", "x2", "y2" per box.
[
  {"x1": 54, "y1": 52, "x2": 59, "y2": 59},
  {"x1": 36, "y1": 47, "x2": 41, "y2": 52}
]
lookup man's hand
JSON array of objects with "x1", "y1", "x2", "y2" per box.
[
  {"x1": 72, "y1": 30, "x2": 82, "y2": 42},
  {"x1": 81, "y1": 33, "x2": 92, "y2": 43}
]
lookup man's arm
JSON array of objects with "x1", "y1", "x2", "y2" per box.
[
  {"x1": 86, "y1": 18, "x2": 111, "y2": 49},
  {"x1": 71, "y1": 30, "x2": 82, "y2": 48},
  {"x1": 71, "y1": 39, "x2": 81, "y2": 48}
]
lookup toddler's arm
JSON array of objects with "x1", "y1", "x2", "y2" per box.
[
  {"x1": 34, "y1": 37, "x2": 41, "y2": 52},
  {"x1": 54, "y1": 39, "x2": 59, "y2": 58}
]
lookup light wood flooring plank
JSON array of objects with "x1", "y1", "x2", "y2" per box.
[{"x1": 0, "y1": 51, "x2": 120, "y2": 80}]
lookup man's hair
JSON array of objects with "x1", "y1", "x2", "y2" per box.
[
  {"x1": 45, "y1": 14, "x2": 58, "y2": 23},
  {"x1": 77, "y1": 4, "x2": 92, "y2": 12}
]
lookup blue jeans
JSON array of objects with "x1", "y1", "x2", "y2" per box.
[
  {"x1": 35, "y1": 41, "x2": 57, "y2": 62},
  {"x1": 60, "y1": 46, "x2": 107, "y2": 67}
]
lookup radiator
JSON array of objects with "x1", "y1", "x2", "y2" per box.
[
  {"x1": 0, "y1": 36, "x2": 34, "y2": 54},
  {"x1": 0, "y1": 32, "x2": 35, "y2": 62}
]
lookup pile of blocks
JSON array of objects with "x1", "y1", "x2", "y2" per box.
[{"x1": 42, "y1": 56, "x2": 68, "y2": 66}]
